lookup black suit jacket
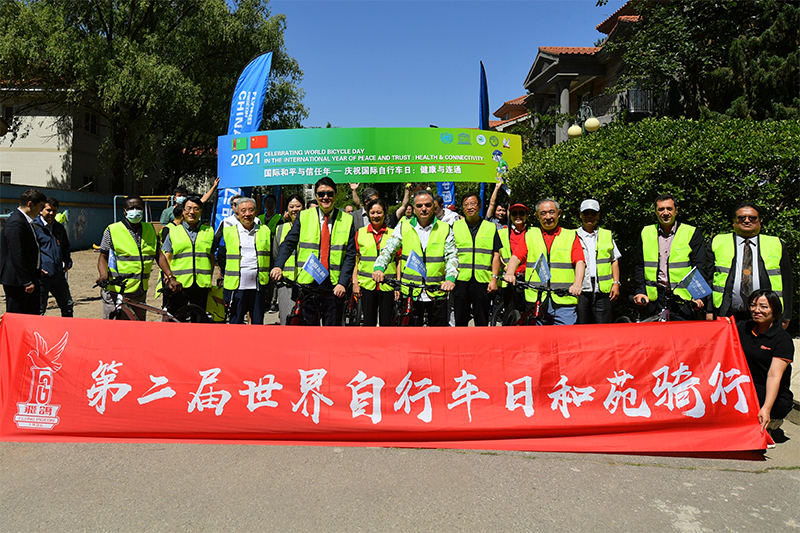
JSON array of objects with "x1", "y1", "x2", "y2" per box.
[
  {"x1": 0, "y1": 208, "x2": 41, "y2": 287},
  {"x1": 708, "y1": 233, "x2": 793, "y2": 321}
]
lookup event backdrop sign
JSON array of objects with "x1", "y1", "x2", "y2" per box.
[
  {"x1": 0, "y1": 314, "x2": 768, "y2": 452},
  {"x1": 218, "y1": 127, "x2": 523, "y2": 189}
]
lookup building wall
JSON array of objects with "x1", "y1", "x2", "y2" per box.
[
  {"x1": 0, "y1": 183, "x2": 116, "y2": 250},
  {"x1": 0, "y1": 101, "x2": 73, "y2": 189}
]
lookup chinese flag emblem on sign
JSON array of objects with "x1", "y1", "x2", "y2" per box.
[{"x1": 250, "y1": 135, "x2": 268, "y2": 149}]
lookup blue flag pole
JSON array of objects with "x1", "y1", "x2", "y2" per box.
[
  {"x1": 478, "y1": 61, "x2": 490, "y2": 218},
  {"x1": 212, "y1": 51, "x2": 274, "y2": 230}
]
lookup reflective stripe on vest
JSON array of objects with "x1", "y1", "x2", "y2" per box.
[
  {"x1": 276, "y1": 223, "x2": 298, "y2": 281},
  {"x1": 356, "y1": 226, "x2": 396, "y2": 292},
  {"x1": 641, "y1": 223, "x2": 695, "y2": 301},
  {"x1": 295, "y1": 208, "x2": 353, "y2": 286},
  {"x1": 108, "y1": 221, "x2": 157, "y2": 293},
  {"x1": 711, "y1": 233, "x2": 784, "y2": 311},
  {"x1": 498, "y1": 227, "x2": 511, "y2": 289},
  {"x1": 523, "y1": 227, "x2": 577, "y2": 305},
  {"x1": 453, "y1": 219, "x2": 496, "y2": 283},
  {"x1": 168, "y1": 224, "x2": 214, "y2": 288},
  {"x1": 222, "y1": 224, "x2": 272, "y2": 290},
  {"x1": 400, "y1": 219, "x2": 449, "y2": 299},
  {"x1": 577, "y1": 228, "x2": 614, "y2": 293}
]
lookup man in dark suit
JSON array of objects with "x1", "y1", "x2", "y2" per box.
[
  {"x1": 708, "y1": 202, "x2": 793, "y2": 328},
  {"x1": 1, "y1": 188, "x2": 48, "y2": 314}
]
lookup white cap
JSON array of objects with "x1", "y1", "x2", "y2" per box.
[{"x1": 580, "y1": 199, "x2": 600, "y2": 212}]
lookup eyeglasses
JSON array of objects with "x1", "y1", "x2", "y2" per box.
[
  {"x1": 737, "y1": 215, "x2": 758, "y2": 222},
  {"x1": 463, "y1": 201, "x2": 480, "y2": 208},
  {"x1": 183, "y1": 207, "x2": 201, "y2": 213},
  {"x1": 510, "y1": 211, "x2": 527, "y2": 217},
  {"x1": 316, "y1": 191, "x2": 335, "y2": 198}
]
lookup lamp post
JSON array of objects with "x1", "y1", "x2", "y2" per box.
[{"x1": 568, "y1": 101, "x2": 600, "y2": 139}]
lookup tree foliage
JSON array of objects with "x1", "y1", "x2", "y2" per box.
[
  {"x1": 505, "y1": 117, "x2": 800, "y2": 326},
  {"x1": 603, "y1": 0, "x2": 799, "y2": 120},
  {"x1": 0, "y1": 0, "x2": 308, "y2": 192}
]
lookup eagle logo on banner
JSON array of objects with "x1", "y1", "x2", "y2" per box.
[{"x1": 14, "y1": 332, "x2": 68, "y2": 431}]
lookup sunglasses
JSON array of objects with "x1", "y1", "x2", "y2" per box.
[
  {"x1": 737, "y1": 215, "x2": 758, "y2": 222},
  {"x1": 316, "y1": 191, "x2": 335, "y2": 198},
  {"x1": 510, "y1": 211, "x2": 527, "y2": 217}
]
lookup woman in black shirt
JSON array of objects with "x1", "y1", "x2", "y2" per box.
[{"x1": 737, "y1": 289, "x2": 794, "y2": 434}]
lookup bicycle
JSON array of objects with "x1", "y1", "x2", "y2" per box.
[
  {"x1": 615, "y1": 291, "x2": 700, "y2": 323},
  {"x1": 491, "y1": 280, "x2": 571, "y2": 326},
  {"x1": 276, "y1": 279, "x2": 335, "y2": 325},
  {"x1": 96, "y1": 278, "x2": 208, "y2": 323},
  {"x1": 380, "y1": 278, "x2": 444, "y2": 326},
  {"x1": 342, "y1": 286, "x2": 363, "y2": 326}
]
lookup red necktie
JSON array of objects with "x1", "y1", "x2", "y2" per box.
[{"x1": 320, "y1": 212, "x2": 330, "y2": 270}]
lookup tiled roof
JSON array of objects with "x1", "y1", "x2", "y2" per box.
[
  {"x1": 502, "y1": 95, "x2": 527, "y2": 107},
  {"x1": 596, "y1": 0, "x2": 637, "y2": 34},
  {"x1": 538, "y1": 46, "x2": 600, "y2": 55}
]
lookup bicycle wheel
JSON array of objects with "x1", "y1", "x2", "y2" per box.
[
  {"x1": 490, "y1": 304, "x2": 506, "y2": 326},
  {"x1": 502, "y1": 309, "x2": 522, "y2": 326},
  {"x1": 172, "y1": 304, "x2": 209, "y2": 323}
]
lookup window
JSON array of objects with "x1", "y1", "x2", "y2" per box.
[
  {"x1": 2, "y1": 105, "x2": 14, "y2": 125},
  {"x1": 84, "y1": 112, "x2": 99, "y2": 135},
  {"x1": 1, "y1": 171, "x2": 11, "y2": 184}
]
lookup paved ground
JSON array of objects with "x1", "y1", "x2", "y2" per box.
[
  {"x1": 2, "y1": 250, "x2": 799, "y2": 531},
  {"x1": 1, "y1": 424, "x2": 798, "y2": 532}
]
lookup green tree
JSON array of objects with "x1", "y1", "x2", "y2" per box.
[
  {"x1": 506, "y1": 117, "x2": 800, "y2": 328},
  {"x1": 602, "y1": 0, "x2": 799, "y2": 120},
  {"x1": 0, "y1": 0, "x2": 308, "y2": 193}
]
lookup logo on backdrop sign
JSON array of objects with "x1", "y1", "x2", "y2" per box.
[
  {"x1": 440, "y1": 132, "x2": 453, "y2": 144},
  {"x1": 14, "y1": 332, "x2": 68, "y2": 430}
]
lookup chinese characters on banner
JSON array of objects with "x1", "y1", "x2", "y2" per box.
[{"x1": 0, "y1": 314, "x2": 767, "y2": 452}]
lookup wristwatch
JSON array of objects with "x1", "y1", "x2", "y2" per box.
[{"x1": 612, "y1": 280, "x2": 621, "y2": 285}]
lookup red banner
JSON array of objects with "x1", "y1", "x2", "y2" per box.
[{"x1": 0, "y1": 313, "x2": 768, "y2": 452}]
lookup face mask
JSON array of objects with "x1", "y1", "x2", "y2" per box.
[
  {"x1": 175, "y1": 196, "x2": 186, "y2": 205},
  {"x1": 125, "y1": 209, "x2": 143, "y2": 224}
]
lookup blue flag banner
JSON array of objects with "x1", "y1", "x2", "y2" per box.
[
  {"x1": 478, "y1": 61, "x2": 490, "y2": 218},
  {"x1": 533, "y1": 253, "x2": 551, "y2": 283},
  {"x1": 678, "y1": 267, "x2": 712, "y2": 299},
  {"x1": 302, "y1": 253, "x2": 330, "y2": 284},
  {"x1": 436, "y1": 182, "x2": 456, "y2": 208},
  {"x1": 214, "y1": 51, "x2": 274, "y2": 230},
  {"x1": 406, "y1": 250, "x2": 428, "y2": 280}
]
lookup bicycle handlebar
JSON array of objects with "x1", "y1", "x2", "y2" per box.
[
  {"x1": 379, "y1": 278, "x2": 443, "y2": 293},
  {"x1": 513, "y1": 280, "x2": 571, "y2": 297}
]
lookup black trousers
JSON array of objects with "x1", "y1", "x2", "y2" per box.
[
  {"x1": 576, "y1": 292, "x2": 612, "y2": 324},
  {"x1": 225, "y1": 288, "x2": 268, "y2": 325},
  {"x1": 301, "y1": 280, "x2": 345, "y2": 326},
  {"x1": 454, "y1": 278, "x2": 492, "y2": 326},
  {"x1": 411, "y1": 298, "x2": 449, "y2": 326},
  {"x1": 648, "y1": 288, "x2": 698, "y2": 321},
  {"x1": 39, "y1": 274, "x2": 74, "y2": 317},
  {"x1": 166, "y1": 284, "x2": 209, "y2": 315},
  {"x1": 4, "y1": 283, "x2": 41, "y2": 315},
  {"x1": 361, "y1": 288, "x2": 394, "y2": 327}
]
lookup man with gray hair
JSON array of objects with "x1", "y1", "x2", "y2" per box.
[
  {"x1": 503, "y1": 198, "x2": 585, "y2": 325},
  {"x1": 214, "y1": 197, "x2": 272, "y2": 324}
]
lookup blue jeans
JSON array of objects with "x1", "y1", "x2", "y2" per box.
[
  {"x1": 546, "y1": 300, "x2": 577, "y2": 325},
  {"x1": 225, "y1": 288, "x2": 268, "y2": 325}
]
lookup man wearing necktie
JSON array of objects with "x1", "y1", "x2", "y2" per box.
[
  {"x1": 708, "y1": 202, "x2": 793, "y2": 328},
  {"x1": 271, "y1": 177, "x2": 356, "y2": 325},
  {"x1": 1, "y1": 188, "x2": 47, "y2": 314}
]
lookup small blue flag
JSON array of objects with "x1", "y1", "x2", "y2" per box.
[
  {"x1": 406, "y1": 250, "x2": 427, "y2": 280},
  {"x1": 302, "y1": 252, "x2": 330, "y2": 284},
  {"x1": 677, "y1": 267, "x2": 712, "y2": 299},
  {"x1": 533, "y1": 253, "x2": 551, "y2": 283}
]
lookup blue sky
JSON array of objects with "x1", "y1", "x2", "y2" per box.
[{"x1": 268, "y1": 0, "x2": 628, "y2": 129}]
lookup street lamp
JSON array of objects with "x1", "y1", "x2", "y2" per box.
[{"x1": 569, "y1": 101, "x2": 600, "y2": 139}]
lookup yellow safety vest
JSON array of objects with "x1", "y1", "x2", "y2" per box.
[
  {"x1": 222, "y1": 224, "x2": 272, "y2": 290},
  {"x1": 399, "y1": 219, "x2": 449, "y2": 299},
  {"x1": 108, "y1": 221, "x2": 157, "y2": 294},
  {"x1": 577, "y1": 228, "x2": 615, "y2": 294},
  {"x1": 641, "y1": 223, "x2": 695, "y2": 301},
  {"x1": 524, "y1": 227, "x2": 578, "y2": 305},
  {"x1": 356, "y1": 226, "x2": 396, "y2": 292},
  {"x1": 295, "y1": 208, "x2": 353, "y2": 286},
  {"x1": 168, "y1": 223, "x2": 214, "y2": 288},
  {"x1": 453, "y1": 219, "x2": 496, "y2": 283},
  {"x1": 275, "y1": 222, "x2": 299, "y2": 282},
  {"x1": 711, "y1": 233, "x2": 784, "y2": 311},
  {"x1": 257, "y1": 213, "x2": 282, "y2": 234}
]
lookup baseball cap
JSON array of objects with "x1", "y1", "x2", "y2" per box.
[
  {"x1": 509, "y1": 203, "x2": 529, "y2": 213},
  {"x1": 580, "y1": 199, "x2": 600, "y2": 212}
]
